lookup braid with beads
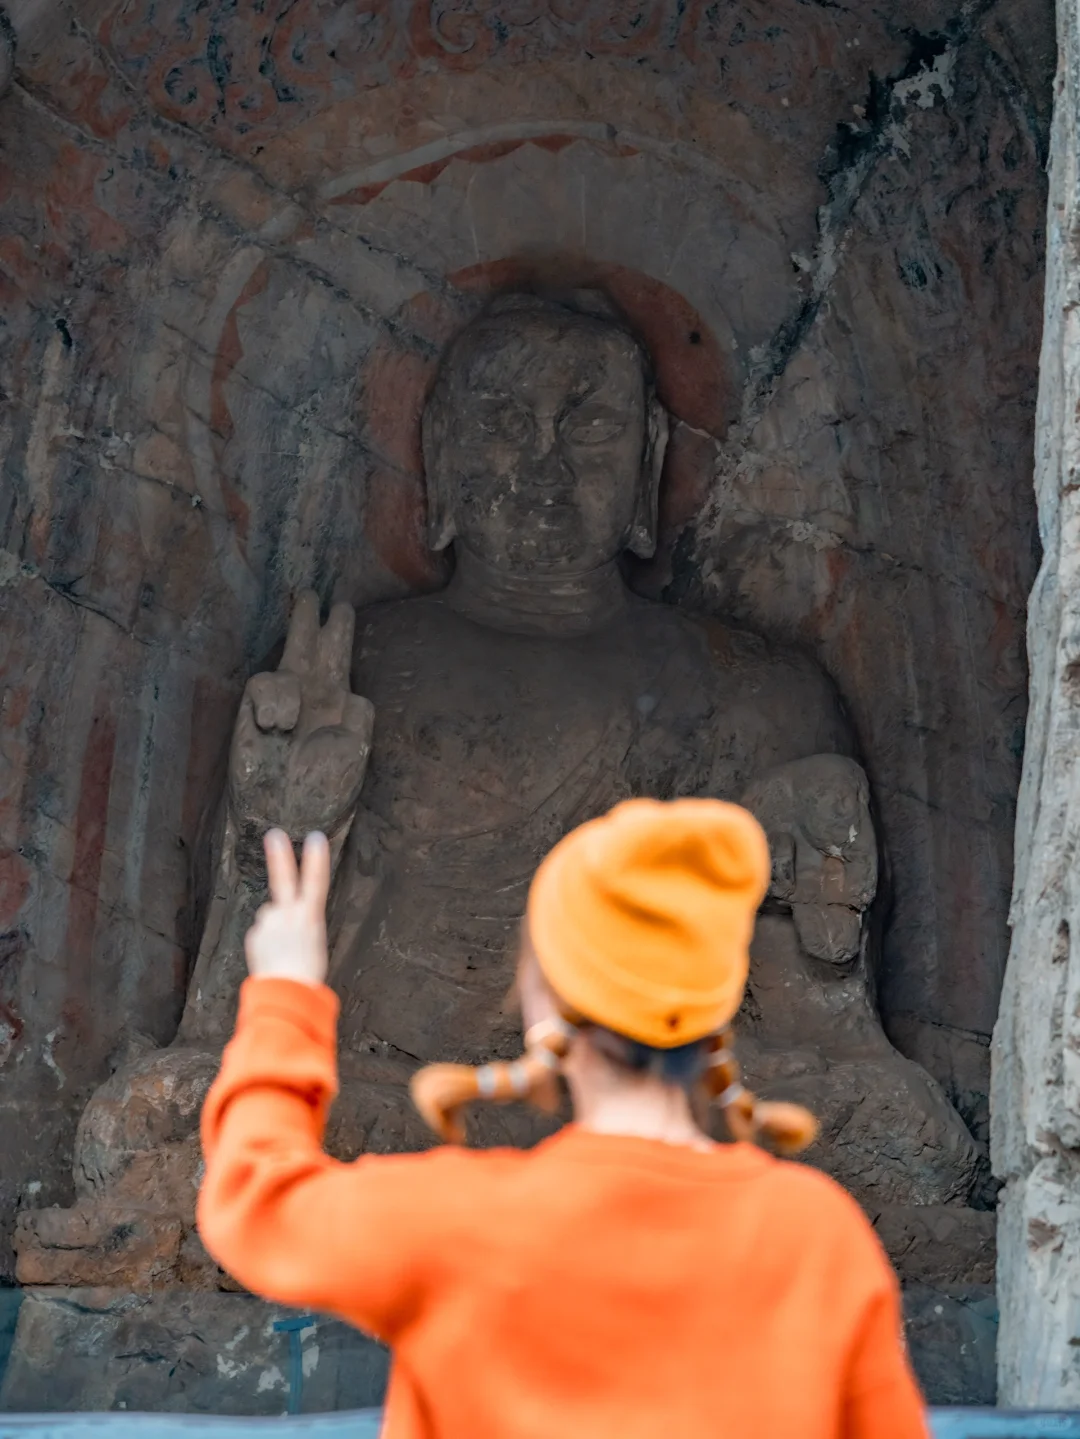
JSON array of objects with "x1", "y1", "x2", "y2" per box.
[
  {"x1": 410, "y1": 1016, "x2": 576, "y2": 1145},
  {"x1": 702, "y1": 1027, "x2": 818, "y2": 1155},
  {"x1": 411, "y1": 1017, "x2": 817, "y2": 1154}
]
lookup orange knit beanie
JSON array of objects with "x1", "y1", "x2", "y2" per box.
[{"x1": 526, "y1": 797, "x2": 771, "y2": 1047}]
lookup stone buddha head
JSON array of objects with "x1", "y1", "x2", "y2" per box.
[{"x1": 422, "y1": 292, "x2": 669, "y2": 575}]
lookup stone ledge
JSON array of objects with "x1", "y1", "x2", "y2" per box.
[
  {"x1": 0, "y1": 1290, "x2": 388, "y2": 1416},
  {"x1": 1, "y1": 1278, "x2": 995, "y2": 1413}
]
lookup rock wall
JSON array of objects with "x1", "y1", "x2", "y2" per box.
[
  {"x1": 0, "y1": 0, "x2": 1052, "y2": 1399},
  {"x1": 991, "y1": 0, "x2": 1080, "y2": 1404},
  {"x1": 0, "y1": 1290, "x2": 389, "y2": 1414}
]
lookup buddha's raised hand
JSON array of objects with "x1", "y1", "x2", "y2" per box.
[{"x1": 227, "y1": 591, "x2": 374, "y2": 877}]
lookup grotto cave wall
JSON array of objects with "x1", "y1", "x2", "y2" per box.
[
  {"x1": 992, "y1": 0, "x2": 1080, "y2": 1404},
  {"x1": 0, "y1": 0, "x2": 1051, "y2": 1321}
]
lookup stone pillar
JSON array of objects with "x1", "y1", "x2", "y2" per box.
[{"x1": 992, "y1": 0, "x2": 1080, "y2": 1404}]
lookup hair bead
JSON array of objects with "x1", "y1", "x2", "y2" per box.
[
  {"x1": 524, "y1": 1016, "x2": 576, "y2": 1054},
  {"x1": 702, "y1": 1028, "x2": 818, "y2": 1155},
  {"x1": 410, "y1": 1009, "x2": 580, "y2": 1142}
]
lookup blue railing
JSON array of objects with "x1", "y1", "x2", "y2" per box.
[{"x1": 2, "y1": 1412, "x2": 1080, "y2": 1437}]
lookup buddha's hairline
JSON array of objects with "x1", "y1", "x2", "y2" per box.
[{"x1": 428, "y1": 289, "x2": 657, "y2": 405}]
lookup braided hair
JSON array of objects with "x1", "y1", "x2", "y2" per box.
[{"x1": 410, "y1": 1013, "x2": 817, "y2": 1155}]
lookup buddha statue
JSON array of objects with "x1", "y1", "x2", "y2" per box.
[{"x1": 15, "y1": 293, "x2": 976, "y2": 1291}]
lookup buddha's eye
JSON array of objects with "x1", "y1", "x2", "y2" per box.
[
  {"x1": 473, "y1": 401, "x2": 533, "y2": 445},
  {"x1": 561, "y1": 407, "x2": 625, "y2": 447}
]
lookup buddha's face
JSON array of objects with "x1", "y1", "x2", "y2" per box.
[{"x1": 425, "y1": 310, "x2": 653, "y2": 572}]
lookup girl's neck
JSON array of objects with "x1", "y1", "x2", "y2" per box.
[{"x1": 570, "y1": 1076, "x2": 716, "y2": 1153}]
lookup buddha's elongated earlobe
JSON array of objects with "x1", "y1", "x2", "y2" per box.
[
  {"x1": 421, "y1": 383, "x2": 457, "y2": 553},
  {"x1": 627, "y1": 389, "x2": 668, "y2": 559}
]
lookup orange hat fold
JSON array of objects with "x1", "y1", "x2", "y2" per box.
[{"x1": 526, "y1": 798, "x2": 770, "y2": 1048}]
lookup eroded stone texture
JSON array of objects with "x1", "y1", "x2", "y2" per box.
[
  {"x1": 0, "y1": 0, "x2": 1053, "y2": 1409},
  {"x1": 873, "y1": 1205, "x2": 997, "y2": 1288},
  {"x1": 0, "y1": 1289, "x2": 22, "y2": 1399},
  {"x1": 0, "y1": 1282, "x2": 989, "y2": 1414},
  {"x1": 13, "y1": 295, "x2": 984, "y2": 1301},
  {"x1": 0, "y1": 1289, "x2": 389, "y2": 1414},
  {"x1": 0, "y1": 1283, "x2": 993, "y2": 1414},
  {"x1": 902, "y1": 1284, "x2": 999, "y2": 1407},
  {"x1": 991, "y1": 0, "x2": 1080, "y2": 1405}
]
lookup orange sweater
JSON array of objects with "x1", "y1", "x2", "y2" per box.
[{"x1": 199, "y1": 978, "x2": 929, "y2": 1439}]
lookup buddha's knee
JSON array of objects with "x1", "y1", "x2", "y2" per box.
[{"x1": 73, "y1": 1046, "x2": 219, "y2": 1200}]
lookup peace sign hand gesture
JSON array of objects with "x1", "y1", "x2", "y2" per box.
[
  {"x1": 245, "y1": 830, "x2": 330, "y2": 986},
  {"x1": 228, "y1": 591, "x2": 374, "y2": 877}
]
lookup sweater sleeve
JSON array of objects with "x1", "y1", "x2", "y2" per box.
[
  {"x1": 197, "y1": 976, "x2": 463, "y2": 1341},
  {"x1": 842, "y1": 1263, "x2": 930, "y2": 1439}
]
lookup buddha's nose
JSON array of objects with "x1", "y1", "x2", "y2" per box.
[
  {"x1": 530, "y1": 456, "x2": 573, "y2": 502},
  {"x1": 532, "y1": 415, "x2": 558, "y2": 460},
  {"x1": 527, "y1": 418, "x2": 569, "y2": 484}
]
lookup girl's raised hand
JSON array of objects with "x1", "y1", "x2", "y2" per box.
[{"x1": 244, "y1": 829, "x2": 330, "y2": 986}]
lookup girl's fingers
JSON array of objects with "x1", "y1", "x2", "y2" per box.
[
  {"x1": 300, "y1": 831, "x2": 331, "y2": 912},
  {"x1": 264, "y1": 829, "x2": 299, "y2": 903}
]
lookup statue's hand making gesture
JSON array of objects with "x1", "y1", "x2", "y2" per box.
[{"x1": 227, "y1": 591, "x2": 374, "y2": 876}]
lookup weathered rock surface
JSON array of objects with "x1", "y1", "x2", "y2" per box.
[
  {"x1": 0, "y1": 1289, "x2": 389, "y2": 1415},
  {"x1": 0, "y1": 0, "x2": 1054, "y2": 1410},
  {"x1": 990, "y1": 0, "x2": 1080, "y2": 1407},
  {"x1": 14, "y1": 1206, "x2": 184, "y2": 1291},
  {"x1": 0, "y1": 1290, "x2": 22, "y2": 1399},
  {"x1": 901, "y1": 1283, "x2": 999, "y2": 1407},
  {"x1": 875, "y1": 1200, "x2": 999, "y2": 1403},
  {"x1": 873, "y1": 1205, "x2": 996, "y2": 1288},
  {"x1": 0, "y1": 0, "x2": 1051, "y2": 1278},
  {"x1": 0, "y1": 1279, "x2": 991, "y2": 1414}
]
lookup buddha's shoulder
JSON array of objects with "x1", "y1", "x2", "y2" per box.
[
  {"x1": 354, "y1": 592, "x2": 462, "y2": 651},
  {"x1": 628, "y1": 600, "x2": 836, "y2": 690}
]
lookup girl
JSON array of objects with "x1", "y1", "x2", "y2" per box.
[{"x1": 198, "y1": 797, "x2": 928, "y2": 1438}]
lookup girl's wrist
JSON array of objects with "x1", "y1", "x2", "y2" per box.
[{"x1": 248, "y1": 962, "x2": 326, "y2": 987}]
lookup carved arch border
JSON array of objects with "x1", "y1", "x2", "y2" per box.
[{"x1": 180, "y1": 118, "x2": 802, "y2": 597}]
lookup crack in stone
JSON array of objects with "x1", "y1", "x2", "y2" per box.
[
  {"x1": 193, "y1": 198, "x2": 452, "y2": 356},
  {"x1": 917, "y1": 1017, "x2": 993, "y2": 1045},
  {"x1": 9, "y1": 18, "x2": 460, "y2": 360},
  {"x1": 159, "y1": 317, "x2": 420, "y2": 484},
  {"x1": 37, "y1": 573, "x2": 150, "y2": 646},
  {"x1": 8, "y1": 77, "x2": 136, "y2": 162},
  {"x1": 667, "y1": 6, "x2": 1041, "y2": 622},
  {"x1": 710, "y1": 509, "x2": 1030, "y2": 618},
  {"x1": 5, "y1": 73, "x2": 443, "y2": 356},
  {"x1": 1, "y1": 550, "x2": 248, "y2": 672},
  {"x1": 726, "y1": 0, "x2": 1029, "y2": 451}
]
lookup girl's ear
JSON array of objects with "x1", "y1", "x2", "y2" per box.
[
  {"x1": 517, "y1": 939, "x2": 548, "y2": 1031},
  {"x1": 500, "y1": 975, "x2": 522, "y2": 1018}
]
